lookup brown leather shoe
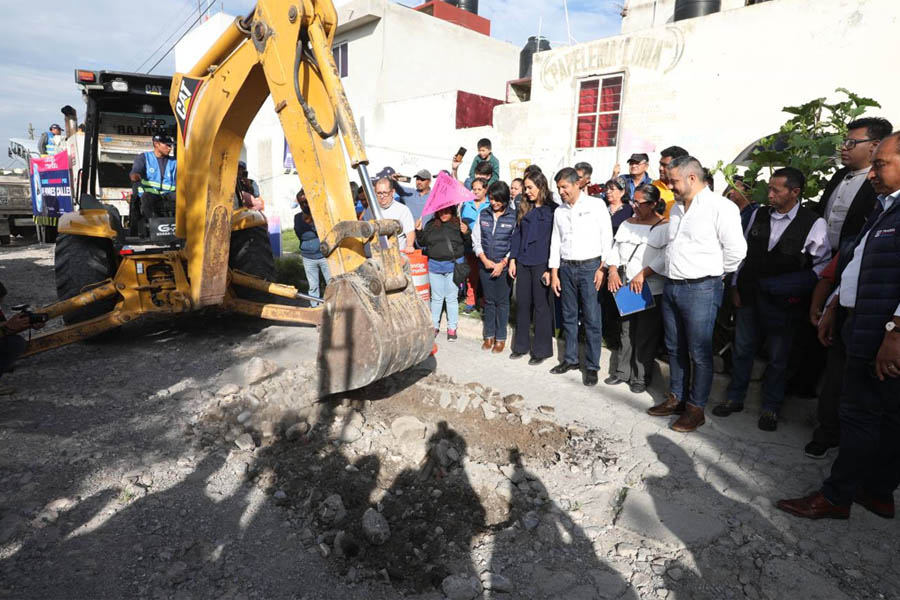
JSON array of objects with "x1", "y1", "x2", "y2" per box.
[
  {"x1": 671, "y1": 403, "x2": 705, "y2": 432},
  {"x1": 854, "y1": 489, "x2": 895, "y2": 519},
  {"x1": 492, "y1": 340, "x2": 506, "y2": 353},
  {"x1": 647, "y1": 393, "x2": 686, "y2": 417},
  {"x1": 776, "y1": 492, "x2": 850, "y2": 520},
  {"x1": 482, "y1": 338, "x2": 494, "y2": 351}
]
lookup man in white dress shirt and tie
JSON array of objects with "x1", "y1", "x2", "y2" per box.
[{"x1": 647, "y1": 156, "x2": 747, "y2": 432}]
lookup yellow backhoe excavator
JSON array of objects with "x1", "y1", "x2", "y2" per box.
[{"x1": 23, "y1": 0, "x2": 433, "y2": 395}]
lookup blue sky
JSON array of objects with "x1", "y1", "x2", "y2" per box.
[{"x1": 0, "y1": 0, "x2": 621, "y2": 167}]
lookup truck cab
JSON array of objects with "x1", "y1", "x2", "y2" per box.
[{"x1": 0, "y1": 169, "x2": 34, "y2": 245}]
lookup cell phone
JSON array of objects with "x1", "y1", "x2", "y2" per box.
[
  {"x1": 454, "y1": 147, "x2": 467, "y2": 161},
  {"x1": 395, "y1": 175, "x2": 411, "y2": 183}
]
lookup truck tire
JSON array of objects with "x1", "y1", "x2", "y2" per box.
[
  {"x1": 0, "y1": 234, "x2": 9, "y2": 245},
  {"x1": 229, "y1": 226, "x2": 276, "y2": 301},
  {"x1": 55, "y1": 234, "x2": 118, "y2": 325}
]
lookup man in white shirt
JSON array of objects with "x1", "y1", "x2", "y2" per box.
[
  {"x1": 713, "y1": 168, "x2": 830, "y2": 432},
  {"x1": 648, "y1": 155, "x2": 746, "y2": 432},
  {"x1": 548, "y1": 167, "x2": 614, "y2": 386},
  {"x1": 777, "y1": 132, "x2": 900, "y2": 521},
  {"x1": 364, "y1": 177, "x2": 416, "y2": 251}
]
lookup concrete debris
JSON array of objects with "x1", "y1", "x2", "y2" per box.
[{"x1": 361, "y1": 508, "x2": 390, "y2": 545}]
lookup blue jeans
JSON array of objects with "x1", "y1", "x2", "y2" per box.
[
  {"x1": 725, "y1": 295, "x2": 798, "y2": 414},
  {"x1": 301, "y1": 256, "x2": 331, "y2": 306},
  {"x1": 479, "y1": 267, "x2": 510, "y2": 341},
  {"x1": 559, "y1": 258, "x2": 603, "y2": 370},
  {"x1": 428, "y1": 271, "x2": 458, "y2": 330},
  {"x1": 662, "y1": 276, "x2": 723, "y2": 408}
]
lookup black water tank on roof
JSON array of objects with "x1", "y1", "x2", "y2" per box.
[
  {"x1": 519, "y1": 36, "x2": 551, "y2": 79},
  {"x1": 673, "y1": 0, "x2": 721, "y2": 21},
  {"x1": 451, "y1": 0, "x2": 478, "y2": 15}
]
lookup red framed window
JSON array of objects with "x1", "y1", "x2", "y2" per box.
[{"x1": 575, "y1": 74, "x2": 623, "y2": 148}]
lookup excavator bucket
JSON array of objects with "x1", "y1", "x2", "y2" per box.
[{"x1": 317, "y1": 258, "x2": 434, "y2": 396}]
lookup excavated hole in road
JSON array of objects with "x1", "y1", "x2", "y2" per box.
[{"x1": 197, "y1": 365, "x2": 618, "y2": 594}]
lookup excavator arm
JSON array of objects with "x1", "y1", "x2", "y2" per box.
[
  {"x1": 171, "y1": 0, "x2": 432, "y2": 394},
  {"x1": 24, "y1": 0, "x2": 432, "y2": 396}
]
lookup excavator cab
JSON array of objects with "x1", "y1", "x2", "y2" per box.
[{"x1": 30, "y1": 0, "x2": 434, "y2": 396}]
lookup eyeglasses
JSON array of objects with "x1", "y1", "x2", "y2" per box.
[
  {"x1": 630, "y1": 199, "x2": 653, "y2": 206},
  {"x1": 374, "y1": 191, "x2": 392, "y2": 197},
  {"x1": 841, "y1": 137, "x2": 876, "y2": 149}
]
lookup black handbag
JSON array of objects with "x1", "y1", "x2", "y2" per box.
[{"x1": 445, "y1": 235, "x2": 470, "y2": 285}]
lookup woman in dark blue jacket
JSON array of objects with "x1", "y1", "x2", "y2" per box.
[
  {"x1": 472, "y1": 181, "x2": 517, "y2": 353},
  {"x1": 509, "y1": 171, "x2": 555, "y2": 364}
]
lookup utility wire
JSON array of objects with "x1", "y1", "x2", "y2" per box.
[
  {"x1": 146, "y1": 0, "x2": 216, "y2": 74},
  {"x1": 132, "y1": 1, "x2": 198, "y2": 71}
]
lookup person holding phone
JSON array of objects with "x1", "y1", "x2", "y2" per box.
[
  {"x1": 604, "y1": 184, "x2": 669, "y2": 393},
  {"x1": 508, "y1": 171, "x2": 555, "y2": 365},
  {"x1": 472, "y1": 181, "x2": 517, "y2": 353}
]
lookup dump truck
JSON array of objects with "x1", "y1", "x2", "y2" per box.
[{"x1": 24, "y1": 0, "x2": 433, "y2": 396}]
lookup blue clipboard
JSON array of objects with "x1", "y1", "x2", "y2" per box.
[{"x1": 614, "y1": 283, "x2": 655, "y2": 316}]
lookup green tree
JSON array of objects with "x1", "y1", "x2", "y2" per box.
[{"x1": 716, "y1": 88, "x2": 880, "y2": 205}]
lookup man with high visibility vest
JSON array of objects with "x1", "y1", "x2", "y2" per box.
[
  {"x1": 129, "y1": 134, "x2": 176, "y2": 236},
  {"x1": 38, "y1": 124, "x2": 63, "y2": 156}
]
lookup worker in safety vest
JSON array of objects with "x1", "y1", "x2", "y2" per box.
[
  {"x1": 129, "y1": 134, "x2": 176, "y2": 236},
  {"x1": 38, "y1": 124, "x2": 63, "y2": 156}
]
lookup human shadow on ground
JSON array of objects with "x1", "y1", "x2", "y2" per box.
[
  {"x1": 642, "y1": 434, "x2": 872, "y2": 600},
  {"x1": 486, "y1": 448, "x2": 638, "y2": 599}
]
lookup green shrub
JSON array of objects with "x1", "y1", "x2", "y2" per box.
[
  {"x1": 274, "y1": 256, "x2": 308, "y2": 291},
  {"x1": 281, "y1": 229, "x2": 300, "y2": 254}
]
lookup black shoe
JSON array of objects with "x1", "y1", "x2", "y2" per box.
[
  {"x1": 604, "y1": 375, "x2": 625, "y2": 386},
  {"x1": 583, "y1": 370, "x2": 599, "y2": 386},
  {"x1": 711, "y1": 402, "x2": 744, "y2": 417},
  {"x1": 550, "y1": 362, "x2": 579, "y2": 375},
  {"x1": 528, "y1": 356, "x2": 548, "y2": 366},
  {"x1": 509, "y1": 351, "x2": 526, "y2": 360},
  {"x1": 804, "y1": 440, "x2": 835, "y2": 459},
  {"x1": 758, "y1": 411, "x2": 778, "y2": 432},
  {"x1": 629, "y1": 382, "x2": 646, "y2": 394}
]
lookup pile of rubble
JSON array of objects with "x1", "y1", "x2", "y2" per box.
[{"x1": 189, "y1": 360, "x2": 620, "y2": 597}]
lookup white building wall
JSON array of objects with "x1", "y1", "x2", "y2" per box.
[
  {"x1": 492, "y1": 0, "x2": 900, "y2": 188},
  {"x1": 621, "y1": 0, "x2": 750, "y2": 33}
]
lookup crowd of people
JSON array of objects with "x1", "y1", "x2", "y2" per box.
[{"x1": 289, "y1": 121, "x2": 900, "y2": 521}]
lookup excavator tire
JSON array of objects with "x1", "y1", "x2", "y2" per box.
[
  {"x1": 229, "y1": 226, "x2": 276, "y2": 301},
  {"x1": 55, "y1": 234, "x2": 118, "y2": 325}
]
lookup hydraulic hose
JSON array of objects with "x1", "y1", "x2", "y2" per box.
[{"x1": 294, "y1": 38, "x2": 339, "y2": 139}]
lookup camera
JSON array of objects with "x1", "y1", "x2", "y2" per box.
[{"x1": 11, "y1": 304, "x2": 49, "y2": 325}]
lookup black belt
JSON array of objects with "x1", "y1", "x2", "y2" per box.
[
  {"x1": 561, "y1": 255, "x2": 601, "y2": 266},
  {"x1": 667, "y1": 274, "x2": 721, "y2": 285}
]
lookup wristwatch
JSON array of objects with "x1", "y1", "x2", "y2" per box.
[{"x1": 887, "y1": 321, "x2": 899, "y2": 333}]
